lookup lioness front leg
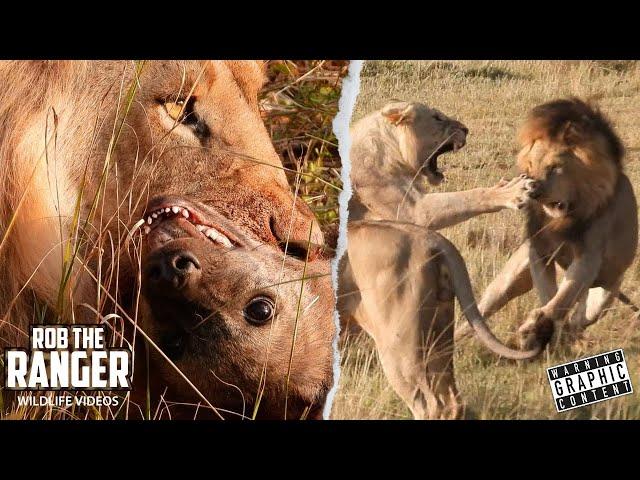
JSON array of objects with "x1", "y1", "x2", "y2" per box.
[
  {"x1": 416, "y1": 175, "x2": 535, "y2": 230},
  {"x1": 519, "y1": 251, "x2": 602, "y2": 350}
]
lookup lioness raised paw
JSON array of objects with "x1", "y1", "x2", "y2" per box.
[
  {"x1": 518, "y1": 308, "x2": 555, "y2": 351},
  {"x1": 491, "y1": 174, "x2": 536, "y2": 210}
]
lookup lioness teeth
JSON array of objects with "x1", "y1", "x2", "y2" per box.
[{"x1": 141, "y1": 205, "x2": 232, "y2": 248}]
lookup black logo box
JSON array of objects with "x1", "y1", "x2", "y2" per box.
[{"x1": 547, "y1": 349, "x2": 624, "y2": 380}]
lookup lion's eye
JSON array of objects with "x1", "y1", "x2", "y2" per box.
[
  {"x1": 165, "y1": 101, "x2": 183, "y2": 121},
  {"x1": 243, "y1": 296, "x2": 276, "y2": 326},
  {"x1": 163, "y1": 97, "x2": 209, "y2": 138},
  {"x1": 164, "y1": 98, "x2": 193, "y2": 123}
]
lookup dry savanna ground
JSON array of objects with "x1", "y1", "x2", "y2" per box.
[{"x1": 331, "y1": 60, "x2": 640, "y2": 420}]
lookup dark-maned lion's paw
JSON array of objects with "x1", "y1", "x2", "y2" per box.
[{"x1": 518, "y1": 308, "x2": 555, "y2": 351}]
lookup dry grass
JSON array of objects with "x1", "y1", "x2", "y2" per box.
[
  {"x1": 331, "y1": 60, "x2": 640, "y2": 420},
  {"x1": 261, "y1": 60, "x2": 348, "y2": 249}
]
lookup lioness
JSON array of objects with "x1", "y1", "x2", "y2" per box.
[
  {"x1": 0, "y1": 61, "x2": 333, "y2": 419},
  {"x1": 472, "y1": 98, "x2": 638, "y2": 349},
  {"x1": 338, "y1": 100, "x2": 542, "y2": 419}
]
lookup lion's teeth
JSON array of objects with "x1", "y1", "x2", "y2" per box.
[
  {"x1": 165, "y1": 207, "x2": 171, "y2": 213},
  {"x1": 152, "y1": 213, "x2": 158, "y2": 219},
  {"x1": 147, "y1": 216, "x2": 152, "y2": 225},
  {"x1": 143, "y1": 226, "x2": 151, "y2": 234},
  {"x1": 196, "y1": 225, "x2": 206, "y2": 232},
  {"x1": 171, "y1": 206, "x2": 180, "y2": 214},
  {"x1": 182, "y1": 209, "x2": 189, "y2": 218}
]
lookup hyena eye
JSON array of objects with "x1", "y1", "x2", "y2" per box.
[{"x1": 243, "y1": 296, "x2": 276, "y2": 326}]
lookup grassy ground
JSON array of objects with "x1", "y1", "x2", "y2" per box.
[{"x1": 331, "y1": 60, "x2": 640, "y2": 420}]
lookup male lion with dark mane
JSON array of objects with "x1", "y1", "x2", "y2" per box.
[
  {"x1": 468, "y1": 98, "x2": 638, "y2": 350},
  {"x1": 0, "y1": 61, "x2": 335, "y2": 419}
]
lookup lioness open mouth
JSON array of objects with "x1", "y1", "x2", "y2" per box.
[{"x1": 425, "y1": 138, "x2": 464, "y2": 186}]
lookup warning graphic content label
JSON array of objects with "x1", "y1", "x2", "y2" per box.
[{"x1": 547, "y1": 349, "x2": 633, "y2": 412}]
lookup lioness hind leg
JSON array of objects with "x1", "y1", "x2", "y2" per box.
[
  {"x1": 423, "y1": 301, "x2": 463, "y2": 420},
  {"x1": 365, "y1": 260, "x2": 461, "y2": 420},
  {"x1": 376, "y1": 303, "x2": 461, "y2": 420}
]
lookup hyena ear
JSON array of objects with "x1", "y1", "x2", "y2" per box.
[{"x1": 381, "y1": 101, "x2": 416, "y2": 126}]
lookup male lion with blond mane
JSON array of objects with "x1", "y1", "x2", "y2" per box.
[
  {"x1": 338, "y1": 100, "x2": 544, "y2": 419},
  {"x1": 466, "y1": 98, "x2": 638, "y2": 350},
  {"x1": 0, "y1": 61, "x2": 334, "y2": 419}
]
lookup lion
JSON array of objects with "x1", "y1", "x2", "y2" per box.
[
  {"x1": 0, "y1": 61, "x2": 334, "y2": 419},
  {"x1": 338, "y1": 100, "x2": 543, "y2": 419},
  {"x1": 466, "y1": 98, "x2": 638, "y2": 350}
]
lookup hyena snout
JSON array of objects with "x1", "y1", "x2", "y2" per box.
[{"x1": 145, "y1": 250, "x2": 201, "y2": 292}]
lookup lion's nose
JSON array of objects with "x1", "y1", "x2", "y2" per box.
[
  {"x1": 146, "y1": 250, "x2": 201, "y2": 290},
  {"x1": 269, "y1": 194, "x2": 325, "y2": 261}
]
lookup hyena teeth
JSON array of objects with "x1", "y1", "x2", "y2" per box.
[
  {"x1": 152, "y1": 213, "x2": 158, "y2": 219},
  {"x1": 204, "y1": 227, "x2": 232, "y2": 247},
  {"x1": 143, "y1": 226, "x2": 151, "y2": 234},
  {"x1": 147, "y1": 217, "x2": 153, "y2": 225},
  {"x1": 171, "y1": 206, "x2": 180, "y2": 214},
  {"x1": 165, "y1": 207, "x2": 171, "y2": 213},
  {"x1": 205, "y1": 228, "x2": 219, "y2": 241},
  {"x1": 217, "y1": 236, "x2": 232, "y2": 248}
]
